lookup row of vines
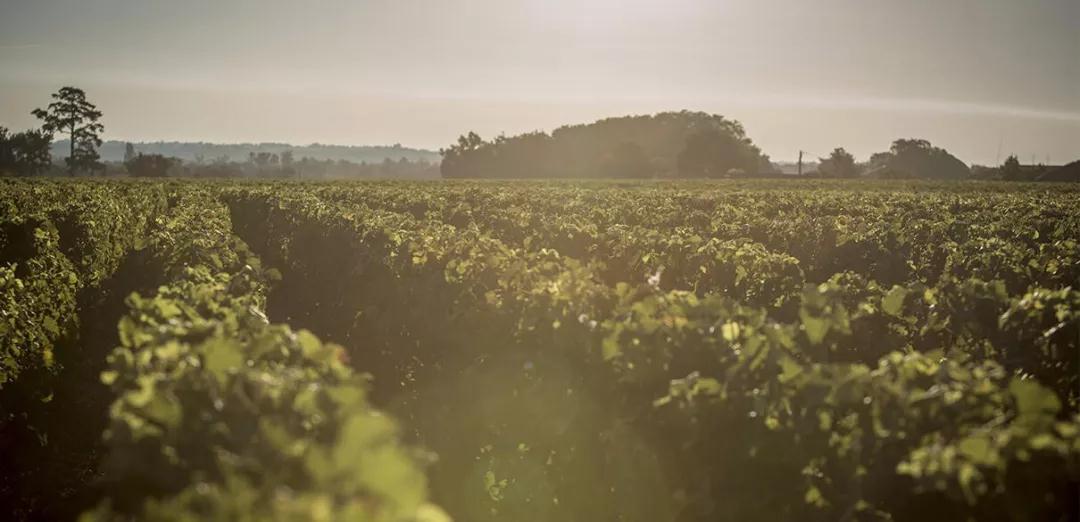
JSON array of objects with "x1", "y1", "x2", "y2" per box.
[
  {"x1": 2, "y1": 178, "x2": 1078, "y2": 521},
  {"x1": 1, "y1": 180, "x2": 446, "y2": 521}
]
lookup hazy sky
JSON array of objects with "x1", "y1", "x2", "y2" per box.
[{"x1": 1, "y1": 0, "x2": 1077, "y2": 164}]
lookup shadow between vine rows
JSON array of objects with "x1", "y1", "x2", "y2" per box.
[
  {"x1": 0, "y1": 248, "x2": 164, "y2": 521},
  {"x1": 224, "y1": 200, "x2": 682, "y2": 522}
]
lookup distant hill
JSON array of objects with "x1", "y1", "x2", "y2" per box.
[{"x1": 52, "y1": 140, "x2": 442, "y2": 164}]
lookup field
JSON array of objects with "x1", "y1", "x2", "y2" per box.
[{"x1": 1, "y1": 178, "x2": 1078, "y2": 521}]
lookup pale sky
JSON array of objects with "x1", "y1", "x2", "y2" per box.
[{"x1": 1, "y1": 0, "x2": 1077, "y2": 164}]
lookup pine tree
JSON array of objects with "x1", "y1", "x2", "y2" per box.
[{"x1": 32, "y1": 86, "x2": 104, "y2": 176}]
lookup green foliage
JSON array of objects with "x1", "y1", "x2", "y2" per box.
[
  {"x1": 84, "y1": 189, "x2": 446, "y2": 521},
  {"x1": 0, "y1": 221, "x2": 76, "y2": 385},
  {"x1": 3, "y1": 178, "x2": 1079, "y2": 522},
  {"x1": 0, "y1": 181, "x2": 168, "y2": 387},
  {"x1": 220, "y1": 178, "x2": 1079, "y2": 521}
]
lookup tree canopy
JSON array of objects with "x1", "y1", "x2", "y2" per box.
[
  {"x1": 817, "y1": 148, "x2": 859, "y2": 178},
  {"x1": 868, "y1": 139, "x2": 969, "y2": 179},
  {"x1": 442, "y1": 111, "x2": 769, "y2": 179},
  {"x1": 0, "y1": 127, "x2": 52, "y2": 176},
  {"x1": 125, "y1": 153, "x2": 178, "y2": 177},
  {"x1": 32, "y1": 86, "x2": 104, "y2": 175},
  {"x1": 1000, "y1": 155, "x2": 1023, "y2": 181}
]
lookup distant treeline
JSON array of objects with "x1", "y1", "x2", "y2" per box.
[
  {"x1": 439, "y1": 111, "x2": 1078, "y2": 181},
  {"x1": 4, "y1": 85, "x2": 1076, "y2": 180},
  {"x1": 52, "y1": 140, "x2": 441, "y2": 165},
  {"x1": 442, "y1": 111, "x2": 774, "y2": 179},
  {"x1": 122, "y1": 150, "x2": 439, "y2": 179}
]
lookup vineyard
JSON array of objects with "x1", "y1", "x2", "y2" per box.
[{"x1": 1, "y1": 178, "x2": 1078, "y2": 521}]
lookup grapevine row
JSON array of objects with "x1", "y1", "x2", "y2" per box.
[{"x1": 224, "y1": 184, "x2": 1079, "y2": 521}]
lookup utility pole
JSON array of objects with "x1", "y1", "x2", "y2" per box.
[{"x1": 797, "y1": 150, "x2": 804, "y2": 177}]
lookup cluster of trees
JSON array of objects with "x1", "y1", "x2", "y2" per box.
[
  {"x1": 0, "y1": 86, "x2": 105, "y2": 177},
  {"x1": 442, "y1": 111, "x2": 773, "y2": 179},
  {"x1": 0, "y1": 127, "x2": 52, "y2": 176},
  {"x1": 440, "y1": 113, "x2": 1039, "y2": 182},
  {"x1": 791, "y1": 141, "x2": 1079, "y2": 183},
  {"x1": 865, "y1": 139, "x2": 970, "y2": 179},
  {"x1": 123, "y1": 151, "x2": 180, "y2": 178},
  {"x1": 971, "y1": 155, "x2": 1079, "y2": 182},
  {"x1": 805, "y1": 140, "x2": 971, "y2": 179},
  {"x1": 815, "y1": 148, "x2": 859, "y2": 178}
]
